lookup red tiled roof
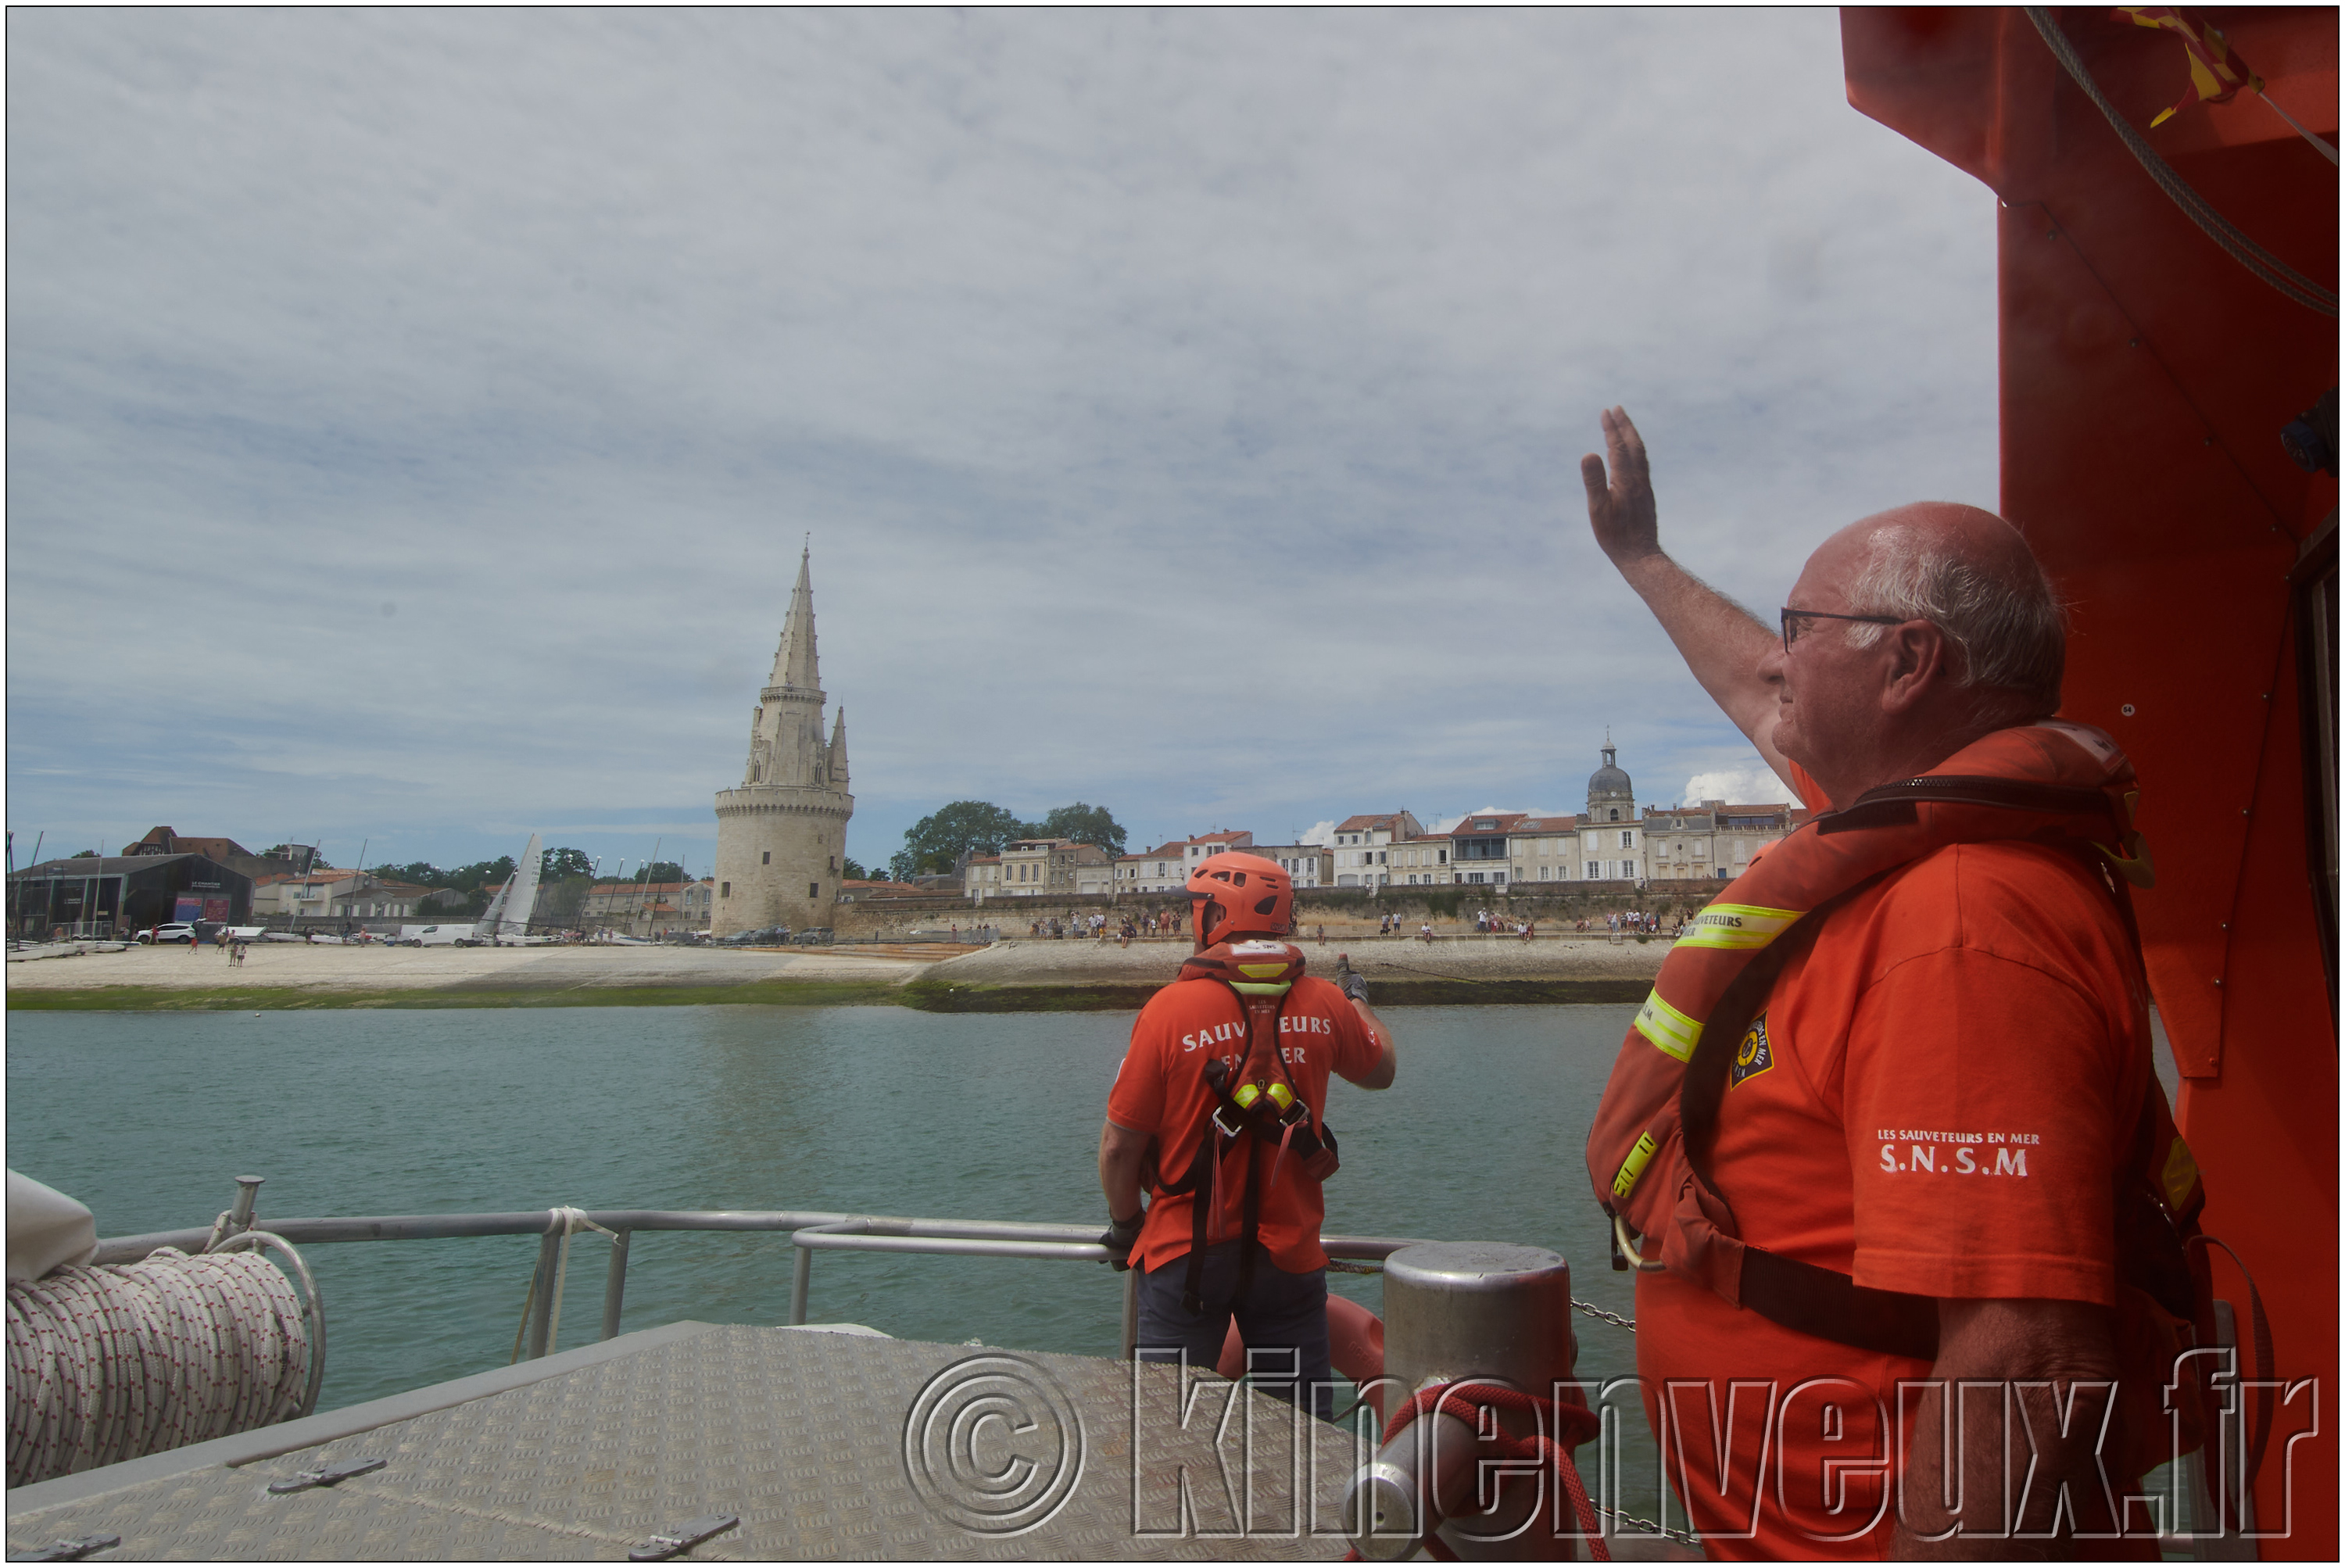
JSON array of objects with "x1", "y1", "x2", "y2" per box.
[
  {"x1": 1450, "y1": 814, "x2": 1527, "y2": 835},
  {"x1": 1187, "y1": 830, "x2": 1251, "y2": 844},
  {"x1": 1334, "y1": 813, "x2": 1407, "y2": 833}
]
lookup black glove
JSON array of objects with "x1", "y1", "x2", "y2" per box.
[
  {"x1": 1337, "y1": 966, "x2": 1368, "y2": 1005},
  {"x1": 1101, "y1": 1212, "x2": 1143, "y2": 1271}
]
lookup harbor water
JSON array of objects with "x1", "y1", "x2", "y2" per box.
[{"x1": 7, "y1": 1002, "x2": 1658, "y2": 1498}]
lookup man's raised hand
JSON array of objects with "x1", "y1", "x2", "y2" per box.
[{"x1": 1581, "y1": 406, "x2": 1659, "y2": 566}]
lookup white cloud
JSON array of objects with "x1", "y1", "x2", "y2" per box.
[
  {"x1": 1294, "y1": 821, "x2": 1337, "y2": 848},
  {"x1": 1682, "y1": 764, "x2": 1805, "y2": 810},
  {"x1": 5, "y1": 10, "x2": 1990, "y2": 872}
]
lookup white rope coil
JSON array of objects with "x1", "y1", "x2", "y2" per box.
[{"x1": 5, "y1": 1246, "x2": 312, "y2": 1488}]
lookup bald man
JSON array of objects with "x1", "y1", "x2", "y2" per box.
[{"x1": 1584, "y1": 410, "x2": 2150, "y2": 1559}]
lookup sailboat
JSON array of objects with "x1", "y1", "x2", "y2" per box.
[{"x1": 465, "y1": 833, "x2": 551, "y2": 947}]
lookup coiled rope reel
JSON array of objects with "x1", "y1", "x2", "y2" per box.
[{"x1": 5, "y1": 1205, "x2": 324, "y2": 1489}]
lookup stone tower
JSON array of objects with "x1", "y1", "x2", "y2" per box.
[
  {"x1": 711, "y1": 547, "x2": 854, "y2": 937},
  {"x1": 1586, "y1": 732, "x2": 1637, "y2": 825}
]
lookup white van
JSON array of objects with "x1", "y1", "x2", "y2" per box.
[{"x1": 404, "y1": 924, "x2": 475, "y2": 947}]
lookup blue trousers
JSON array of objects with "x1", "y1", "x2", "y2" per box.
[{"x1": 1135, "y1": 1241, "x2": 1334, "y2": 1422}]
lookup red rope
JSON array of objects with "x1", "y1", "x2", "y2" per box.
[{"x1": 1373, "y1": 1382, "x2": 1611, "y2": 1562}]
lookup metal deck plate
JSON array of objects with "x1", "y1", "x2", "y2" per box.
[{"x1": 5, "y1": 1326, "x2": 1368, "y2": 1559}]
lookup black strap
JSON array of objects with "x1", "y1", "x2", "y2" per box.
[
  {"x1": 1738, "y1": 1247, "x2": 1941, "y2": 1360},
  {"x1": 1678, "y1": 872, "x2": 1945, "y2": 1359},
  {"x1": 1817, "y1": 775, "x2": 2123, "y2": 836}
]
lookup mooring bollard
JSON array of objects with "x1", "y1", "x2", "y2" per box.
[{"x1": 1344, "y1": 1241, "x2": 1581, "y2": 1562}]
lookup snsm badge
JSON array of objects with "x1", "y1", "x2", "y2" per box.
[{"x1": 1729, "y1": 1015, "x2": 1774, "y2": 1090}]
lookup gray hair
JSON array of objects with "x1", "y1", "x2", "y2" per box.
[{"x1": 1843, "y1": 524, "x2": 2066, "y2": 707}]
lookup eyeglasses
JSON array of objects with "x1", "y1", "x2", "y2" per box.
[{"x1": 1779, "y1": 607, "x2": 1910, "y2": 649}]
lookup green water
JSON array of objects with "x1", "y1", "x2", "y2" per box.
[{"x1": 4, "y1": 1004, "x2": 1645, "y2": 1419}]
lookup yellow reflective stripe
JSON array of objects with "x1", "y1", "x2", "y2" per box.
[
  {"x1": 1613, "y1": 1131, "x2": 1659, "y2": 1200},
  {"x1": 1230, "y1": 980, "x2": 1293, "y2": 995},
  {"x1": 1633, "y1": 989, "x2": 1701, "y2": 1062},
  {"x1": 1677, "y1": 903, "x2": 1805, "y2": 950},
  {"x1": 1236, "y1": 963, "x2": 1291, "y2": 979},
  {"x1": 2161, "y1": 1134, "x2": 2200, "y2": 1212}
]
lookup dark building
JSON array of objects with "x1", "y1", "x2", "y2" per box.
[
  {"x1": 8, "y1": 855, "x2": 253, "y2": 940},
  {"x1": 120, "y1": 826, "x2": 315, "y2": 884}
]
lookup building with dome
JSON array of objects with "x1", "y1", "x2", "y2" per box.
[
  {"x1": 711, "y1": 547, "x2": 854, "y2": 937},
  {"x1": 1581, "y1": 737, "x2": 1642, "y2": 881}
]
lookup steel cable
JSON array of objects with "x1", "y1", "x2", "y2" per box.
[
  {"x1": 2026, "y1": 8, "x2": 2337, "y2": 317},
  {"x1": 5, "y1": 1245, "x2": 313, "y2": 1487}
]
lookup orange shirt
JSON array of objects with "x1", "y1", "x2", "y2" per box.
[
  {"x1": 1107, "y1": 973, "x2": 1380, "y2": 1274},
  {"x1": 1637, "y1": 795, "x2": 2153, "y2": 1557}
]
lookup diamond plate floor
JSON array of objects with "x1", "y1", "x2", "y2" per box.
[{"x1": 5, "y1": 1326, "x2": 1372, "y2": 1560}]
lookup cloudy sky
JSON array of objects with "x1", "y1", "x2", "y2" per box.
[{"x1": 6, "y1": 9, "x2": 1998, "y2": 878}]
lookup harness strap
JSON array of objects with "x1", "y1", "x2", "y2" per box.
[{"x1": 1168, "y1": 983, "x2": 1298, "y2": 1316}]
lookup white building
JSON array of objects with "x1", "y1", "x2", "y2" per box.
[
  {"x1": 1253, "y1": 843, "x2": 1332, "y2": 889},
  {"x1": 1642, "y1": 801, "x2": 1800, "y2": 882},
  {"x1": 1184, "y1": 831, "x2": 1252, "y2": 869},
  {"x1": 1391, "y1": 834, "x2": 1451, "y2": 886},
  {"x1": 1328, "y1": 812, "x2": 1423, "y2": 887},
  {"x1": 1448, "y1": 813, "x2": 1525, "y2": 886},
  {"x1": 997, "y1": 838, "x2": 1108, "y2": 896},
  {"x1": 1577, "y1": 741, "x2": 1642, "y2": 883},
  {"x1": 1114, "y1": 842, "x2": 1189, "y2": 894},
  {"x1": 962, "y1": 854, "x2": 1004, "y2": 899}
]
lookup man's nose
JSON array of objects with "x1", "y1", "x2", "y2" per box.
[{"x1": 1756, "y1": 638, "x2": 1788, "y2": 685}]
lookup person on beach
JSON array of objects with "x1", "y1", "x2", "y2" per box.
[
  {"x1": 1097, "y1": 852, "x2": 1397, "y2": 1421},
  {"x1": 1581, "y1": 406, "x2": 2171, "y2": 1555}
]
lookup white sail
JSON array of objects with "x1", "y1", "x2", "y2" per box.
[{"x1": 478, "y1": 833, "x2": 544, "y2": 941}]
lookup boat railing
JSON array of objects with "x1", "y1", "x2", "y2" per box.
[{"x1": 91, "y1": 1202, "x2": 1429, "y2": 1366}]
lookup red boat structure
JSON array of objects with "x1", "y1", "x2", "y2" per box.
[{"x1": 1846, "y1": 6, "x2": 2336, "y2": 1555}]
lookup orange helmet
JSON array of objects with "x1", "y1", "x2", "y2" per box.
[{"x1": 1187, "y1": 851, "x2": 1293, "y2": 943}]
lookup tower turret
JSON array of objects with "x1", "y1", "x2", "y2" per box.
[
  {"x1": 713, "y1": 546, "x2": 855, "y2": 936},
  {"x1": 1587, "y1": 731, "x2": 1637, "y2": 825}
]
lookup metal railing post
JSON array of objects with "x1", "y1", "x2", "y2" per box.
[
  {"x1": 789, "y1": 1244, "x2": 813, "y2": 1326},
  {"x1": 525, "y1": 1230, "x2": 561, "y2": 1359},
  {"x1": 1121, "y1": 1268, "x2": 1139, "y2": 1361},
  {"x1": 601, "y1": 1230, "x2": 631, "y2": 1341}
]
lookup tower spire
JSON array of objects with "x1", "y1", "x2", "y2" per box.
[
  {"x1": 768, "y1": 544, "x2": 820, "y2": 691},
  {"x1": 829, "y1": 708, "x2": 850, "y2": 787}
]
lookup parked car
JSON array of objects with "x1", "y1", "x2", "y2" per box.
[
  {"x1": 138, "y1": 923, "x2": 199, "y2": 945},
  {"x1": 792, "y1": 928, "x2": 834, "y2": 947},
  {"x1": 721, "y1": 925, "x2": 790, "y2": 946}
]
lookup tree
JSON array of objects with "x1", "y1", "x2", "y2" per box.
[
  {"x1": 372, "y1": 861, "x2": 448, "y2": 888},
  {"x1": 842, "y1": 857, "x2": 868, "y2": 882},
  {"x1": 542, "y1": 847, "x2": 594, "y2": 881},
  {"x1": 1036, "y1": 802, "x2": 1126, "y2": 856},
  {"x1": 447, "y1": 856, "x2": 515, "y2": 893},
  {"x1": 69, "y1": 849, "x2": 97, "y2": 859},
  {"x1": 629, "y1": 861, "x2": 686, "y2": 884},
  {"x1": 899, "y1": 801, "x2": 1032, "y2": 876}
]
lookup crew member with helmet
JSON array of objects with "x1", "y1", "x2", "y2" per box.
[{"x1": 1099, "y1": 851, "x2": 1396, "y2": 1419}]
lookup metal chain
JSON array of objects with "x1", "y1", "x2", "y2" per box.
[
  {"x1": 1570, "y1": 1297, "x2": 1635, "y2": 1332},
  {"x1": 1595, "y1": 1502, "x2": 1700, "y2": 1546}
]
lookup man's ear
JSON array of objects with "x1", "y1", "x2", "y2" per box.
[{"x1": 1878, "y1": 622, "x2": 1955, "y2": 714}]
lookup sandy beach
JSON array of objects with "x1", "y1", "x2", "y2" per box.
[{"x1": 6, "y1": 932, "x2": 1667, "y2": 1009}]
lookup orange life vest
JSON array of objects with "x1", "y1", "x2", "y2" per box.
[
  {"x1": 1155, "y1": 940, "x2": 1340, "y2": 1313},
  {"x1": 1583, "y1": 721, "x2": 2204, "y2": 1362}
]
